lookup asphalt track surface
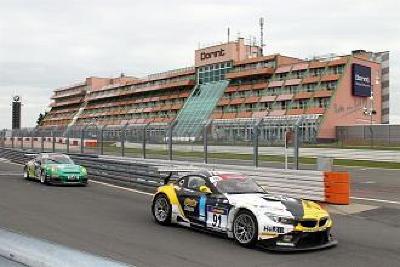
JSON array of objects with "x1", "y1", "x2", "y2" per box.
[
  {"x1": 0, "y1": 256, "x2": 25, "y2": 267},
  {"x1": 0, "y1": 161, "x2": 399, "y2": 267}
]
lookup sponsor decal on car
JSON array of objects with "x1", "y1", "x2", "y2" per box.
[
  {"x1": 183, "y1": 198, "x2": 197, "y2": 212},
  {"x1": 263, "y1": 226, "x2": 284, "y2": 234},
  {"x1": 199, "y1": 195, "x2": 206, "y2": 221}
]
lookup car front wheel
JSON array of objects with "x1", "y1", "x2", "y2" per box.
[
  {"x1": 23, "y1": 166, "x2": 29, "y2": 180},
  {"x1": 152, "y1": 194, "x2": 172, "y2": 225},
  {"x1": 233, "y1": 210, "x2": 258, "y2": 248},
  {"x1": 39, "y1": 170, "x2": 48, "y2": 185}
]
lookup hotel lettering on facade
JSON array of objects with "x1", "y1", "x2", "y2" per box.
[{"x1": 41, "y1": 38, "x2": 385, "y2": 141}]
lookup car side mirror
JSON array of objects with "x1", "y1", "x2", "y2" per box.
[{"x1": 199, "y1": 185, "x2": 212, "y2": 194}]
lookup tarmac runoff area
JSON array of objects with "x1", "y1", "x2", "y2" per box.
[{"x1": 0, "y1": 160, "x2": 399, "y2": 267}]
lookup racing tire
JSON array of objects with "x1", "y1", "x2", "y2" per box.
[
  {"x1": 152, "y1": 194, "x2": 172, "y2": 226},
  {"x1": 23, "y1": 166, "x2": 30, "y2": 180},
  {"x1": 39, "y1": 170, "x2": 49, "y2": 185},
  {"x1": 233, "y1": 210, "x2": 258, "y2": 248}
]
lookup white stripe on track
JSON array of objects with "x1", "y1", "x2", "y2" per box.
[
  {"x1": 0, "y1": 159, "x2": 23, "y2": 166},
  {"x1": 351, "y1": 196, "x2": 400, "y2": 205},
  {"x1": 89, "y1": 180, "x2": 154, "y2": 196}
]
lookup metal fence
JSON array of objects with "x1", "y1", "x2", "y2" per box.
[
  {"x1": 337, "y1": 124, "x2": 400, "y2": 147},
  {"x1": 0, "y1": 119, "x2": 310, "y2": 168}
]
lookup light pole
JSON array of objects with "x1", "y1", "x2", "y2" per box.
[{"x1": 363, "y1": 76, "x2": 378, "y2": 147}]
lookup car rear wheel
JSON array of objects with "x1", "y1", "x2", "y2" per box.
[
  {"x1": 152, "y1": 194, "x2": 171, "y2": 225},
  {"x1": 23, "y1": 166, "x2": 29, "y2": 180},
  {"x1": 233, "y1": 210, "x2": 258, "y2": 248}
]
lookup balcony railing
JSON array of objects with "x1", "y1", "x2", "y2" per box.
[
  {"x1": 54, "y1": 81, "x2": 86, "y2": 92},
  {"x1": 86, "y1": 79, "x2": 195, "y2": 102},
  {"x1": 49, "y1": 97, "x2": 84, "y2": 107},
  {"x1": 225, "y1": 67, "x2": 274, "y2": 80},
  {"x1": 52, "y1": 88, "x2": 86, "y2": 99}
]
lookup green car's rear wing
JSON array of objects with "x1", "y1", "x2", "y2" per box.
[{"x1": 24, "y1": 153, "x2": 38, "y2": 159}]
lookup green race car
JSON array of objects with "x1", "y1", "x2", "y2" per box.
[{"x1": 23, "y1": 153, "x2": 88, "y2": 185}]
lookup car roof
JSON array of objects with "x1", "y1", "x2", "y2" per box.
[
  {"x1": 40, "y1": 153, "x2": 70, "y2": 158},
  {"x1": 181, "y1": 170, "x2": 241, "y2": 179}
]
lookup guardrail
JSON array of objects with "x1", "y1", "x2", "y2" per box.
[{"x1": 0, "y1": 148, "x2": 350, "y2": 204}]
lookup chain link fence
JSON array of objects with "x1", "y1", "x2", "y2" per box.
[
  {"x1": 0, "y1": 118, "x2": 313, "y2": 168},
  {"x1": 336, "y1": 125, "x2": 400, "y2": 147}
]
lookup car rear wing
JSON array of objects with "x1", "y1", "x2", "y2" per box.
[
  {"x1": 24, "y1": 153, "x2": 38, "y2": 159},
  {"x1": 158, "y1": 168, "x2": 201, "y2": 185}
]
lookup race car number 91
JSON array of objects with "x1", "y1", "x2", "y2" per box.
[{"x1": 206, "y1": 206, "x2": 228, "y2": 231}]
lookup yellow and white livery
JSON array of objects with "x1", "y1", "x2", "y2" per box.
[{"x1": 152, "y1": 170, "x2": 337, "y2": 250}]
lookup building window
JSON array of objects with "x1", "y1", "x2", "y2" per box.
[
  {"x1": 330, "y1": 65, "x2": 345, "y2": 74},
  {"x1": 293, "y1": 70, "x2": 306, "y2": 79},
  {"x1": 317, "y1": 98, "x2": 330, "y2": 108},
  {"x1": 310, "y1": 68, "x2": 325, "y2": 76},
  {"x1": 278, "y1": 73, "x2": 287, "y2": 80},
  {"x1": 321, "y1": 81, "x2": 337, "y2": 90},
  {"x1": 198, "y1": 61, "x2": 232, "y2": 84}
]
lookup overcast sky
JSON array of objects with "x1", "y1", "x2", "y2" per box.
[{"x1": 0, "y1": 0, "x2": 399, "y2": 128}]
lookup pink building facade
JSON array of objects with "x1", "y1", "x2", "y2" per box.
[{"x1": 42, "y1": 38, "x2": 382, "y2": 141}]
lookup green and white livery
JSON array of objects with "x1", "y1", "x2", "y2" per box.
[{"x1": 23, "y1": 153, "x2": 88, "y2": 185}]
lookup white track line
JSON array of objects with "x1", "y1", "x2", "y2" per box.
[
  {"x1": 0, "y1": 159, "x2": 23, "y2": 166},
  {"x1": 89, "y1": 180, "x2": 154, "y2": 196},
  {"x1": 351, "y1": 197, "x2": 400, "y2": 205}
]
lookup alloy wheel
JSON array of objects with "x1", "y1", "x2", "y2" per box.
[
  {"x1": 154, "y1": 196, "x2": 170, "y2": 222},
  {"x1": 234, "y1": 213, "x2": 256, "y2": 244}
]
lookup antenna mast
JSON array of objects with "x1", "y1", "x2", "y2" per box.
[
  {"x1": 259, "y1": 17, "x2": 265, "y2": 56},
  {"x1": 227, "y1": 27, "x2": 230, "y2": 42}
]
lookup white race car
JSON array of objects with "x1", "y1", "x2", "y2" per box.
[{"x1": 152, "y1": 170, "x2": 337, "y2": 251}]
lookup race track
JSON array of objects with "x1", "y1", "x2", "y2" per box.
[{"x1": 0, "y1": 160, "x2": 399, "y2": 267}]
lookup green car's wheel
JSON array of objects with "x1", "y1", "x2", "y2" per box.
[
  {"x1": 23, "y1": 166, "x2": 30, "y2": 180},
  {"x1": 39, "y1": 170, "x2": 48, "y2": 185}
]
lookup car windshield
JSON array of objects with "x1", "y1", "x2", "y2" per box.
[
  {"x1": 42, "y1": 156, "x2": 74, "y2": 165},
  {"x1": 212, "y1": 174, "x2": 265, "y2": 194}
]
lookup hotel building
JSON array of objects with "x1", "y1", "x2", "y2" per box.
[{"x1": 41, "y1": 38, "x2": 383, "y2": 141}]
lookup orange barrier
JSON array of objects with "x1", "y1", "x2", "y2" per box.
[{"x1": 323, "y1": 172, "x2": 350, "y2": 205}]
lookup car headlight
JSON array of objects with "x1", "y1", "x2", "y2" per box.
[
  {"x1": 51, "y1": 166, "x2": 59, "y2": 177},
  {"x1": 80, "y1": 166, "x2": 87, "y2": 176},
  {"x1": 265, "y1": 212, "x2": 295, "y2": 225}
]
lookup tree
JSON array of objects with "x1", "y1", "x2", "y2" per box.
[{"x1": 36, "y1": 112, "x2": 47, "y2": 126}]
